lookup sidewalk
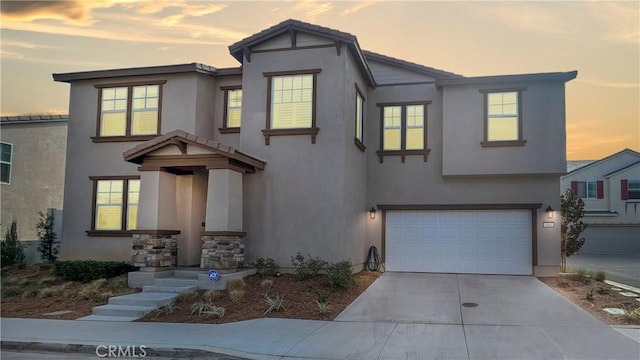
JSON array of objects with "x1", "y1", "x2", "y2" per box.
[{"x1": 2, "y1": 317, "x2": 639, "y2": 360}]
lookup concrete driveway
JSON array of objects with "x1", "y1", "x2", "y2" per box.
[{"x1": 329, "y1": 272, "x2": 640, "y2": 360}]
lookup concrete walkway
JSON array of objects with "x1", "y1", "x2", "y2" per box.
[{"x1": 2, "y1": 273, "x2": 639, "y2": 360}]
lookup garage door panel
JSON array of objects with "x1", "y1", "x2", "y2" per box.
[{"x1": 386, "y1": 210, "x2": 532, "y2": 275}]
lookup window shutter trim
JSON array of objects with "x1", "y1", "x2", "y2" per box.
[
  {"x1": 571, "y1": 181, "x2": 578, "y2": 195},
  {"x1": 621, "y1": 179, "x2": 629, "y2": 200},
  {"x1": 597, "y1": 180, "x2": 604, "y2": 199}
]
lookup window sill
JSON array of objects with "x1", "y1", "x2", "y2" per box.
[
  {"x1": 219, "y1": 127, "x2": 240, "y2": 134},
  {"x1": 480, "y1": 140, "x2": 527, "y2": 147},
  {"x1": 262, "y1": 128, "x2": 319, "y2": 145},
  {"x1": 376, "y1": 149, "x2": 430, "y2": 163},
  {"x1": 86, "y1": 230, "x2": 135, "y2": 237},
  {"x1": 91, "y1": 135, "x2": 158, "y2": 143},
  {"x1": 354, "y1": 138, "x2": 366, "y2": 152}
]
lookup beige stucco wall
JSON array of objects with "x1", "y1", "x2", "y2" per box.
[
  {"x1": 1, "y1": 121, "x2": 67, "y2": 241},
  {"x1": 59, "y1": 72, "x2": 216, "y2": 261},
  {"x1": 442, "y1": 81, "x2": 567, "y2": 176}
]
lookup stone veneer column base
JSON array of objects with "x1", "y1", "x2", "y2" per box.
[
  {"x1": 132, "y1": 231, "x2": 179, "y2": 271},
  {"x1": 200, "y1": 232, "x2": 246, "y2": 270}
]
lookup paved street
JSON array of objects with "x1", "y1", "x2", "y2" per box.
[{"x1": 567, "y1": 254, "x2": 640, "y2": 288}]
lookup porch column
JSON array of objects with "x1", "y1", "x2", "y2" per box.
[
  {"x1": 205, "y1": 169, "x2": 242, "y2": 231},
  {"x1": 132, "y1": 170, "x2": 179, "y2": 271},
  {"x1": 201, "y1": 169, "x2": 245, "y2": 270},
  {"x1": 138, "y1": 171, "x2": 177, "y2": 230}
]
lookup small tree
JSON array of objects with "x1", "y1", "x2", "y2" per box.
[
  {"x1": 561, "y1": 189, "x2": 587, "y2": 272},
  {"x1": 1, "y1": 219, "x2": 26, "y2": 267},
  {"x1": 37, "y1": 211, "x2": 59, "y2": 263}
]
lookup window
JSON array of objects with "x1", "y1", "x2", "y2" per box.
[
  {"x1": 354, "y1": 85, "x2": 365, "y2": 151},
  {"x1": 262, "y1": 69, "x2": 321, "y2": 145},
  {"x1": 480, "y1": 88, "x2": 526, "y2": 146},
  {"x1": 627, "y1": 180, "x2": 640, "y2": 200},
  {"x1": 220, "y1": 86, "x2": 242, "y2": 133},
  {"x1": 95, "y1": 81, "x2": 165, "y2": 141},
  {"x1": 1, "y1": 142, "x2": 12, "y2": 184},
  {"x1": 90, "y1": 176, "x2": 140, "y2": 235},
  {"x1": 572, "y1": 180, "x2": 603, "y2": 200},
  {"x1": 377, "y1": 101, "x2": 431, "y2": 163}
]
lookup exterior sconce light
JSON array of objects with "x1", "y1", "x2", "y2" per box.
[
  {"x1": 369, "y1": 207, "x2": 377, "y2": 219},
  {"x1": 546, "y1": 205, "x2": 554, "y2": 219}
]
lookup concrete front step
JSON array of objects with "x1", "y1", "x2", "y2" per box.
[
  {"x1": 109, "y1": 292, "x2": 177, "y2": 307},
  {"x1": 92, "y1": 304, "x2": 157, "y2": 317},
  {"x1": 172, "y1": 270, "x2": 207, "y2": 279},
  {"x1": 143, "y1": 284, "x2": 197, "y2": 293},
  {"x1": 77, "y1": 314, "x2": 141, "y2": 322},
  {"x1": 152, "y1": 277, "x2": 199, "y2": 286}
]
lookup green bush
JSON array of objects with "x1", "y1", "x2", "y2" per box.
[
  {"x1": 255, "y1": 257, "x2": 280, "y2": 277},
  {"x1": 1, "y1": 219, "x2": 25, "y2": 268},
  {"x1": 291, "y1": 252, "x2": 327, "y2": 281},
  {"x1": 326, "y1": 260, "x2": 355, "y2": 290},
  {"x1": 55, "y1": 260, "x2": 136, "y2": 283}
]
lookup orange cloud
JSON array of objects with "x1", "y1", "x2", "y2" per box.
[{"x1": 0, "y1": 0, "x2": 116, "y2": 25}]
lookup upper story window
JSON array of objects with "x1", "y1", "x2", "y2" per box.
[
  {"x1": 354, "y1": 85, "x2": 365, "y2": 151},
  {"x1": 262, "y1": 69, "x2": 321, "y2": 145},
  {"x1": 94, "y1": 81, "x2": 165, "y2": 142},
  {"x1": 480, "y1": 88, "x2": 526, "y2": 147},
  {"x1": 625, "y1": 180, "x2": 640, "y2": 200},
  {"x1": 89, "y1": 176, "x2": 140, "y2": 235},
  {"x1": 1, "y1": 142, "x2": 13, "y2": 184},
  {"x1": 220, "y1": 86, "x2": 242, "y2": 134},
  {"x1": 376, "y1": 101, "x2": 431, "y2": 163},
  {"x1": 572, "y1": 180, "x2": 603, "y2": 200}
]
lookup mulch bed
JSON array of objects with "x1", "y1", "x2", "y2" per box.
[
  {"x1": 138, "y1": 271, "x2": 380, "y2": 324},
  {"x1": 539, "y1": 275, "x2": 640, "y2": 325}
]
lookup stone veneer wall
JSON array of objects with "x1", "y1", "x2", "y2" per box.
[
  {"x1": 201, "y1": 235, "x2": 245, "y2": 270},
  {"x1": 132, "y1": 233, "x2": 177, "y2": 270}
]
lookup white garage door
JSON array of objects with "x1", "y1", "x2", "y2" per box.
[{"x1": 386, "y1": 210, "x2": 532, "y2": 275}]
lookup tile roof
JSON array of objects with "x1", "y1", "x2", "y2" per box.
[
  {"x1": 123, "y1": 130, "x2": 265, "y2": 170},
  {"x1": 363, "y1": 50, "x2": 463, "y2": 79},
  {"x1": 1, "y1": 114, "x2": 68, "y2": 124}
]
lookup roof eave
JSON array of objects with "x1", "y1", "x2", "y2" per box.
[
  {"x1": 53, "y1": 63, "x2": 218, "y2": 83},
  {"x1": 436, "y1": 70, "x2": 578, "y2": 88}
]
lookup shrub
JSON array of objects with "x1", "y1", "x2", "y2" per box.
[
  {"x1": 227, "y1": 278, "x2": 246, "y2": 291},
  {"x1": 255, "y1": 257, "x2": 280, "y2": 277},
  {"x1": 154, "y1": 300, "x2": 180, "y2": 317},
  {"x1": 594, "y1": 270, "x2": 606, "y2": 282},
  {"x1": 260, "y1": 279, "x2": 274, "y2": 291},
  {"x1": 190, "y1": 299, "x2": 225, "y2": 317},
  {"x1": 55, "y1": 260, "x2": 135, "y2": 283},
  {"x1": 624, "y1": 306, "x2": 640, "y2": 320},
  {"x1": 326, "y1": 260, "x2": 355, "y2": 290},
  {"x1": 291, "y1": 252, "x2": 327, "y2": 281},
  {"x1": 36, "y1": 211, "x2": 59, "y2": 263},
  {"x1": 263, "y1": 293, "x2": 286, "y2": 315},
  {"x1": 315, "y1": 293, "x2": 330, "y2": 314},
  {"x1": 202, "y1": 289, "x2": 222, "y2": 301},
  {"x1": 1, "y1": 219, "x2": 25, "y2": 268},
  {"x1": 229, "y1": 289, "x2": 245, "y2": 302}
]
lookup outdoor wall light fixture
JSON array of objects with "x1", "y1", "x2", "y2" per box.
[
  {"x1": 546, "y1": 205, "x2": 554, "y2": 219},
  {"x1": 369, "y1": 207, "x2": 377, "y2": 219}
]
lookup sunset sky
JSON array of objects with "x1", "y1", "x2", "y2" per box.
[{"x1": 1, "y1": 0, "x2": 638, "y2": 160}]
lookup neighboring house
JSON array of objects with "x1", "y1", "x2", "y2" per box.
[
  {"x1": 561, "y1": 149, "x2": 640, "y2": 254},
  {"x1": 52, "y1": 19, "x2": 576, "y2": 276},
  {"x1": 0, "y1": 115, "x2": 67, "y2": 263}
]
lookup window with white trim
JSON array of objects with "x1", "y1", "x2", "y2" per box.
[
  {"x1": 577, "y1": 181, "x2": 597, "y2": 199},
  {"x1": 1, "y1": 142, "x2": 12, "y2": 184},
  {"x1": 628, "y1": 180, "x2": 640, "y2": 200}
]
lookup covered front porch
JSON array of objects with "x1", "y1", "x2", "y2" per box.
[{"x1": 123, "y1": 130, "x2": 265, "y2": 272}]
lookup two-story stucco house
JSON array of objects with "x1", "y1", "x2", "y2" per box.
[
  {"x1": 561, "y1": 149, "x2": 640, "y2": 254},
  {"x1": 53, "y1": 19, "x2": 576, "y2": 276}
]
